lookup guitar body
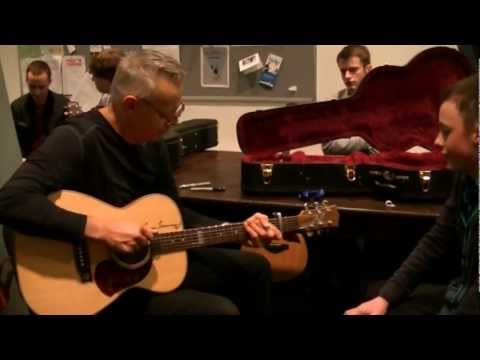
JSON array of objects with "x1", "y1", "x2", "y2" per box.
[
  {"x1": 13, "y1": 190, "x2": 187, "y2": 315},
  {"x1": 242, "y1": 233, "x2": 307, "y2": 282},
  {"x1": 11, "y1": 190, "x2": 339, "y2": 314}
]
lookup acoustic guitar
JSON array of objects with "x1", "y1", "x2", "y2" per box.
[{"x1": 11, "y1": 190, "x2": 338, "y2": 314}]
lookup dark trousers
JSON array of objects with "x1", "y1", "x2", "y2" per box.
[{"x1": 99, "y1": 248, "x2": 272, "y2": 315}]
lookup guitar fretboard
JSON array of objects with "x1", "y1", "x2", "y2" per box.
[{"x1": 150, "y1": 216, "x2": 300, "y2": 253}]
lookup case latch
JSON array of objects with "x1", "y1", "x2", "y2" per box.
[
  {"x1": 419, "y1": 170, "x2": 432, "y2": 193},
  {"x1": 345, "y1": 165, "x2": 356, "y2": 182},
  {"x1": 260, "y1": 163, "x2": 274, "y2": 185}
]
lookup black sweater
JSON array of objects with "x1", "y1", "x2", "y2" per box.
[
  {"x1": 0, "y1": 110, "x2": 219, "y2": 245},
  {"x1": 379, "y1": 173, "x2": 479, "y2": 313}
]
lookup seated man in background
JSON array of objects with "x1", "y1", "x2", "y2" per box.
[
  {"x1": 11, "y1": 60, "x2": 69, "y2": 158},
  {"x1": 322, "y1": 45, "x2": 377, "y2": 155},
  {"x1": 345, "y1": 74, "x2": 479, "y2": 315}
]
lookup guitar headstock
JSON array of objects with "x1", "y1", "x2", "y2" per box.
[{"x1": 297, "y1": 200, "x2": 339, "y2": 236}]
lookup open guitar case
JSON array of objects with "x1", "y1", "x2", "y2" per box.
[{"x1": 237, "y1": 47, "x2": 473, "y2": 201}]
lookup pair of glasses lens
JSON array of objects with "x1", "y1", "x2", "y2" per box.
[{"x1": 143, "y1": 99, "x2": 185, "y2": 125}]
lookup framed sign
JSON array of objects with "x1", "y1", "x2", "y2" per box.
[{"x1": 200, "y1": 45, "x2": 230, "y2": 88}]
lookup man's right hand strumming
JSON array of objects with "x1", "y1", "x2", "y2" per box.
[{"x1": 85, "y1": 217, "x2": 153, "y2": 254}]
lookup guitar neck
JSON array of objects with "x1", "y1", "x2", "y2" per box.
[{"x1": 150, "y1": 216, "x2": 300, "y2": 254}]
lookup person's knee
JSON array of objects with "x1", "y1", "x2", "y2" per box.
[
  {"x1": 207, "y1": 295, "x2": 240, "y2": 315},
  {"x1": 144, "y1": 290, "x2": 240, "y2": 315},
  {"x1": 178, "y1": 290, "x2": 240, "y2": 315},
  {"x1": 185, "y1": 291, "x2": 239, "y2": 315},
  {"x1": 242, "y1": 251, "x2": 272, "y2": 280}
]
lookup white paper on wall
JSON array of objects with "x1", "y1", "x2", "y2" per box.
[
  {"x1": 62, "y1": 55, "x2": 87, "y2": 96},
  {"x1": 89, "y1": 45, "x2": 103, "y2": 53},
  {"x1": 66, "y1": 45, "x2": 77, "y2": 54},
  {"x1": 40, "y1": 45, "x2": 64, "y2": 57},
  {"x1": 70, "y1": 72, "x2": 102, "y2": 111},
  {"x1": 42, "y1": 55, "x2": 63, "y2": 94}
]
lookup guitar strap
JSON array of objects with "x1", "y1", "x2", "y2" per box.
[{"x1": 74, "y1": 238, "x2": 92, "y2": 282}]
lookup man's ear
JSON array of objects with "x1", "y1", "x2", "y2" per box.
[
  {"x1": 472, "y1": 126, "x2": 479, "y2": 145},
  {"x1": 123, "y1": 95, "x2": 139, "y2": 111},
  {"x1": 365, "y1": 64, "x2": 373, "y2": 73}
]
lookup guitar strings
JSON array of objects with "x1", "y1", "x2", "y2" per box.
[
  {"x1": 150, "y1": 218, "x2": 301, "y2": 252},
  {"x1": 151, "y1": 217, "x2": 299, "y2": 244},
  {"x1": 148, "y1": 207, "x2": 335, "y2": 253},
  {"x1": 149, "y1": 206, "x2": 334, "y2": 249}
]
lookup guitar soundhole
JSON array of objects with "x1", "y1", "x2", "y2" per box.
[
  {"x1": 94, "y1": 252, "x2": 152, "y2": 297},
  {"x1": 112, "y1": 247, "x2": 151, "y2": 268}
]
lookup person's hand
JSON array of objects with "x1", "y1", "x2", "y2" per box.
[
  {"x1": 344, "y1": 296, "x2": 389, "y2": 315},
  {"x1": 243, "y1": 212, "x2": 282, "y2": 247},
  {"x1": 85, "y1": 217, "x2": 153, "y2": 254}
]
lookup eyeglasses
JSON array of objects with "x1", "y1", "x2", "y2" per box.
[{"x1": 141, "y1": 98, "x2": 185, "y2": 126}]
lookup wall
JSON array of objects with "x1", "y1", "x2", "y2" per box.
[
  {"x1": 1, "y1": 45, "x2": 458, "y2": 152},
  {"x1": 0, "y1": 59, "x2": 29, "y2": 314},
  {"x1": 0, "y1": 45, "x2": 21, "y2": 105}
]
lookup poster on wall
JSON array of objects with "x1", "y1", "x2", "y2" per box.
[
  {"x1": 200, "y1": 45, "x2": 230, "y2": 88},
  {"x1": 62, "y1": 55, "x2": 86, "y2": 96}
]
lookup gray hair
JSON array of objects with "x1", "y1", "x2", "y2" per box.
[{"x1": 110, "y1": 49, "x2": 185, "y2": 102}]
